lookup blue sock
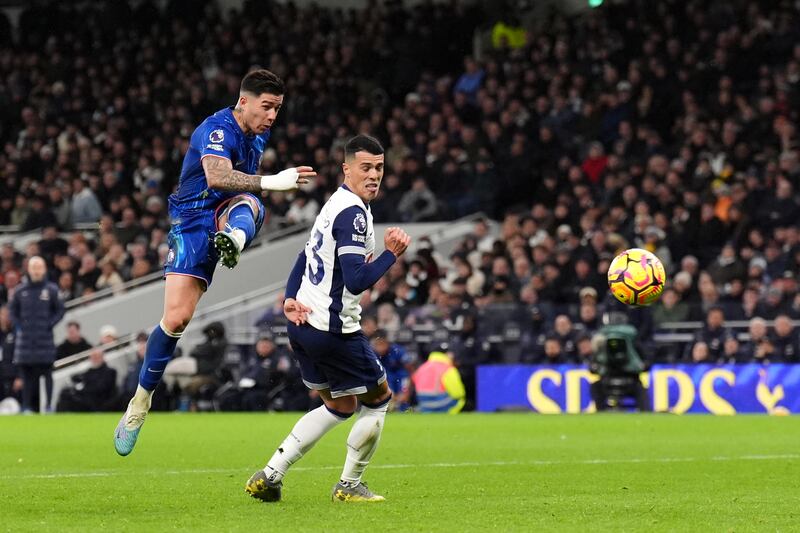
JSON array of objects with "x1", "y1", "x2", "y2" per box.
[
  {"x1": 227, "y1": 203, "x2": 257, "y2": 247},
  {"x1": 138, "y1": 323, "x2": 181, "y2": 391}
]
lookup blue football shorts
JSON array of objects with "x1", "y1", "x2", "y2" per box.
[
  {"x1": 164, "y1": 194, "x2": 265, "y2": 287},
  {"x1": 287, "y1": 322, "x2": 387, "y2": 398}
]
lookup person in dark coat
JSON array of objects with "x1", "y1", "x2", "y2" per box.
[
  {"x1": 8, "y1": 256, "x2": 65, "y2": 412},
  {"x1": 57, "y1": 348, "x2": 117, "y2": 412},
  {"x1": 186, "y1": 321, "x2": 227, "y2": 394},
  {"x1": 164, "y1": 321, "x2": 227, "y2": 408},
  {"x1": 771, "y1": 315, "x2": 799, "y2": 363},
  {"x1": 56, "y1": 321, "x2": 92, "y2": 360},
  {"x1": 0, "y1": 306, "x2": 20, "y2": 401},
  {"x1": 238, "y1": 334, "x2": 307, "y2": 412}
]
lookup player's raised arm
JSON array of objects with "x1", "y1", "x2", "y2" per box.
[
  {"x1": 202, "y1": 156, "x2": 316, "y2": 193},
  {"x1": 336, "y1": 217, "x2": 411, "y2": 295}
]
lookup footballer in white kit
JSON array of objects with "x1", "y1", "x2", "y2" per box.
[
  {"x1": 295, "y1": 181, "x2": 377, "y2": 336},
  {"x1": 246, "y1": 135, "x2": 411, "y2": 504}
]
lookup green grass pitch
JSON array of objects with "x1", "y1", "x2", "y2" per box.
[{"x1": 2, "y1": 413, "x2": 798, "y2": 532}]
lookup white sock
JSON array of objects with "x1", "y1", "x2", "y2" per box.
[
  {"x1": 130, "y1": 385, "x2": 153, "y2": 412},
  {"x1": 230, "y1": 228, "x2": 246, "y2": 252},
  {"x1": 340, "y1": 400, "x2": 389, "y2": 484},
  {"x1": 264, "y1": 405, "x2": 349, "y2": 482}
]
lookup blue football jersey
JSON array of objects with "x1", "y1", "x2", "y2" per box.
[{"x1": 170, "y1": 107, "x2": 270, "y2": 213}]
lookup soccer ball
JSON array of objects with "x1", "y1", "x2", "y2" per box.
[{"x1": 607, "y1": 248, "x2": 666, "y2": 306}]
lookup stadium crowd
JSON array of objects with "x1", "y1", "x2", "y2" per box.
[{"x1": 2, "y1": 0, "x2": 800, "y2": 411}]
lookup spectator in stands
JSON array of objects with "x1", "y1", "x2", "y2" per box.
[
  {"x1": 38, "y1": 226, "x2": 68, "y2": 262},
  {"x1": 736, "y1": 287, "x2": 766, "y2": 321},
  {"x1": 576, "y1": 334, "x2": 593, "y2": 366},
  {"x1": 361, "y1": 315, "x2": 379, "y2": 338},
  {"x1": 10, "y1": 195, "x2": 30, "y2": 228},
  {"x1": 690, "y1": 342, "x2": 711, "y2": 364},
  {"x1": 75, "y1": 255, "x2": 101, "y2": 297},
  {"x1": 57, "y1": 348, "x2": 117, "y2": 412},
  {"x1": 237, "y1": 333, "x2": 307, "y2": 412},
  {"x1": 697, "y1": 273, "x2": 722, "y2": 318},
  {"x1": 0, "y1": 306, "x2": 20, "y2": 401},
  {"x1": 22, "y1": 195, "x2": 58, "y2": 232},
  {"x1": 687, "y1": 307, "x2": 732, "y2": 362},
  {"x1": 164, "y1": 321, "x2": 227, "y2": 408},
  {"x1": 771, "y1": 315, "x2": 799, "y2": 362},
  {"x1": 8, "y1": 256, "x2": 65, "y2": 413},
  {"x1": 70, "y1": 179, "x2": 103, "y2": 224},
  {"x1": 114, "y1": 208, "x2": 143, "y2": 248},
  {"x1": 98, "y1": 325, "x2": 119, "y2": 346},
  {"x1": 57, "y1": 270, "x2": 76, "y2": 303},
  {"x1": 761, "y1": 286, "x2": 788, "y2": 320},
  {"x1": 719, "y1": 337, "x2": 745, "y2": 365},
  {"x1": 254, "y1": 291, "x2": 287, "y2": 330},
  {"x1": 284, "y1": 191, "x2": 319, "y2": 226},
  {"x1": 371, "y1": 330, "x2": 414, "y2": 412},
  {"x1": 671, "y1": 272, "x2": 695, "y2": 310},
  {"x1": 56, "y1": 321, "x2": 92, "y2": 360},
  {"x1": 453, "y1": 57, "x2": 484, "y2": 103},
  {"x1": 741, "y1": 318, "x2": 776, "y2": 364},
  {"x1": 397, "y1": 177, "x2": 438, "y2": 222},
  {"x1": 707, "y1": 244, "x2": 747, "y2": 287},
  {"x1": 577, "y1": 302, "x2": 599, "y2": 336},
  {"x1": 652, "y1": 288, "x2": 690, "y2": 329},
  {"x1": 95, "y1": 260, "x2": 125, "y2": 295},
  {"x1": 445, "y1": 254, "x2": 484, "y2": 297},
  {"x1": 490, "y1": 14, "x2": 526, "y2": 49},
  {"x1": 550, "y1": 315, "x2": 578, "y2": 362},
  {"x1": 0, "y1": 270, "x2": 21, "y2": 306},
  {"x1": 543, "y1": 336, "x2": 569, "y2": 364},
  {"x1": 376, "y1": 303, "x2": 402, "y2": 334},
  {"x1": 48, "y1": 188, "x2": 72, "y2": 230}
]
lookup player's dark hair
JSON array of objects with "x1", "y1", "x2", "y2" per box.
[
  {"x1": 240, "y1": 69, "x2": 284, "y2": 96},
  {"x1": 345, "y1": 134, "x2": 384, "y2": 159}
]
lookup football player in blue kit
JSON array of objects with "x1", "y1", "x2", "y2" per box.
[
  {"x1": 114, "y1": 69, "x2": 316, "y2": 456},
  {"x1": 245, "y1": 135, "x2": 411, "y2": 503}
]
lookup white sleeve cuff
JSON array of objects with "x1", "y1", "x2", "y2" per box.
[{"x1": 337, "y1": 246, "x2": 366, "y2": 256}]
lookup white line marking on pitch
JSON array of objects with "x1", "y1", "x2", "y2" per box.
[{"x1": 2, "y1": 454, "x2": 798, "y2": 481}]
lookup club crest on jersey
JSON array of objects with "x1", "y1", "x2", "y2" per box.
[
  {"x1": 166, "y1": 248, "x2": 176, "y2": 266},
  {"x1": 353, "y1": 213, "x2": 367, "y2": 234},
  {"x1": 209, "y1": 129, "x2": 225, "y2": 143}
]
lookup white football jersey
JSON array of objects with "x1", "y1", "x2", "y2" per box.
[{"x1": 296, "y1": 185, "x2": 375, "y2": 333}]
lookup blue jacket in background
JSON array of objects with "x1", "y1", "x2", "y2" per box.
[
  {"x1": 380, "y1": 343, "x2": 413, "y2": 396},
  {"x1": 9, "y1": 280, "x2": 65, "y2": 365}
]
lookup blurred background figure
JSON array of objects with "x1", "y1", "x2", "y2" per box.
[
  {"x1": 57, "y1": 348, "x2": 117, "y2": 412},
  {"x1": 9, "y1": 257, "x2": 64, "y2": 413},
  {"x1": 56, "y1": 321, "x2": 92, "y2": 361},
  {"x1": 370, "y1": 330, "x2": 415, "y2": 411},
  {"x1": 98, "y1": 324, "x2": 119, "y2": 346},
  {"x1": 0, "y1": 306, "x2": 21, "y2": 404},
  {"x1": 412, "y1": 346, "x2": 465, "y2": 414},
  {"x1": 232, "y1": 333, "x2": 308, "y2": 412},
  {"x1": 164, "y1": 321, "x2": 227, "y2": 410}
]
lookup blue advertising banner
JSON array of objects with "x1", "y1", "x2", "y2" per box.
[{"x1": 476, "y1": 364, "x2": 800, "y2": 414}]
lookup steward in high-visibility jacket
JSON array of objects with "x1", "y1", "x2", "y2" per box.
[{"x1": 411, "y1": 351, "x2": 465, "y2": 413}]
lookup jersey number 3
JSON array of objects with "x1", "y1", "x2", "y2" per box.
[{"x1": 308, "y1": 230, "x2": 325, "y2": 285}]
